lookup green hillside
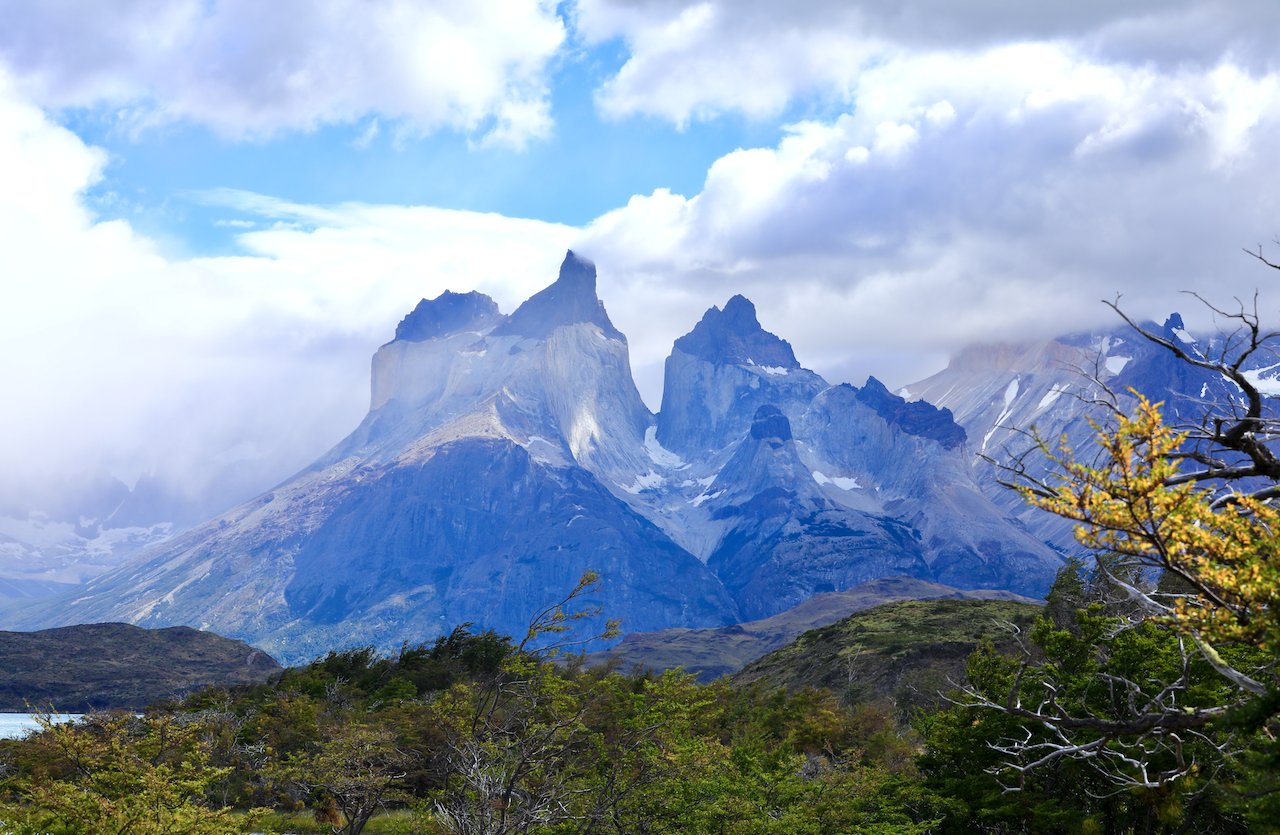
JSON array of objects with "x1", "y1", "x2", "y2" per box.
[{"x1": 733, "y1": 597, "x2": 1044, "y2": 719}]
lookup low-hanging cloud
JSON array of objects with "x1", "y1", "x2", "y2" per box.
[
  {"x1": 0, "y1": 0, "x2": 566, "y2": 144},
  {"x1": 0, "y1": 75, "x2": 575, "y2": 508},
  {"x1": 8, "y1": 0, "x2": 1280, "y2": 520}
]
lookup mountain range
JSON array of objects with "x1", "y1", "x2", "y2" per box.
[{"x1": 1, "y1": 252, "x2": 1075, "y2": 662}]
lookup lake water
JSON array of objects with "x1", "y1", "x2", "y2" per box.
[{"x1": 0, "y1": 714, "x2": 82, "y2": 739}]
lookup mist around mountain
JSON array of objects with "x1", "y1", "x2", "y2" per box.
[
  {"x1": 3, "y1": 253, "x2": 1064, "y2": 663},
  {"x1": 0, "y1": 450, "x2": 301, "y2": 595},
  {"x1": 901, "y1": 313, "x2": 1279, "y2": 553}
]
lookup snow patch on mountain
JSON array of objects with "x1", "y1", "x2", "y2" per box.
[
  {"x1": 644, "y1": 426, "x2": 685, "y2": 468},
  {"x1": 1004, "y1": 378, "x2": 1020, "y2": 406},
  {"x1": 812, "y1": 471, "x2": 862, "y2": 490},
  {"x1": 1038, "y1": 383, "x2": 1068, "y2": 410},
  {"x1": 1244, "y1": 362, "x2": 1280, "y2": 395},
  {"x1": 619, "y1": 471, "x2": 665, "y2": 495},
  {"x1": 0, "y1": 515, "x2": 78, "y2": 550},
  {"x1": 983, "y1": 378, "x2": 1021, "y2": 451},
  {"x1": 690, "y1": 490, "x2": 724, "y2": 507},
  {"x1": 1105, "y1": 356, "x2": 1132, "y2": 374}
]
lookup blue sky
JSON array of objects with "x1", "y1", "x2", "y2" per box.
[
  {"x1": 67, "y1": 47, "x2": 799, "y2": 258},
  {"x1": 4, "y1": 0, "x2": 1280, "y2": 505}
]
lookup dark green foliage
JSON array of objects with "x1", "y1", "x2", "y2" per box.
[
  {"x1": 1043, "y1": 554, "x2": 1087, "y2": 631},
  {"x1": 0, "y1": 612, "x2": 963, "y2": 834},
  {"x1": 1220, "y1": 686, "x2": 1280, "y2": 832},
  {"x1": 268, "y1": 624, "x2": 517, "y2": 708},
  {"x1": 915, "y1": 608, "x2": 1262, "y2": 834}
]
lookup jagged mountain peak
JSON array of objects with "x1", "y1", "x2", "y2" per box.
[
  {"x1": 1161, "y1": 312, "x2": 1195, "y2": 346},
  {"x1": 392, "y1": 290, "x2": 503, "y2": 344},
  {"x1": 673, "y1": 295, "x2": 800, "y2": 369},
  {"x1": 854, "y1": 378, "x2": 967, "y2": 450},
  {"x1": 491, "y1": 251, "x2": 623, "y2": 342},
  {"x1": 657, "y1": 296, "x2": 825, "y2": 457}
]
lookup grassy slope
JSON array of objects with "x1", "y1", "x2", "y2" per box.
[
  {"x1": 586, "y1": 576, "x2": 1040, "y2": 681},
  {"x1": 0, "y1": 622, "x2": 282, "y2": 711},
  {"x1": 733, "y1": 598, "x2": 1044, "y2": 717}
]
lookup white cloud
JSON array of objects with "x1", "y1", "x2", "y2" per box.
[
  {"x1": 576, "y1": 0, "x2": 1280, "y2": 125},
  {"x1": 574, "y1": 42, "x2": 1280, "y2": 402},
  {"x1": 0, "y1": 0, "x2": 565, "y2": 145},
  {"x1": 582, "y1": 1, "x2": 879, "y2": 124},
  {"x1": 0, "y1": 74, "x2": 575, "y2": 504}
]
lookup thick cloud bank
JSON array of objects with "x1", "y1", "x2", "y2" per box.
[
  {"x1": 0, "y1": 0, "x2": 565, "y2": 144},
  {"x1": 571, "y1": 1, "x2": 1280, "y2": 399}
]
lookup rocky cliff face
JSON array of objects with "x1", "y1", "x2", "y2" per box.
[
  {"x1": 6, "y1": 253, "x2": 1064, "y2": 660},
  {"x1": 658, "y1": 296, "x2": 822, "y2": 458},
  {"x1": 633, "y1": 298, "x2": 1060, "y2": 620}
]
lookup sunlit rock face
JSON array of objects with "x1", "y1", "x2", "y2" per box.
[
  {"x1": 657, "y1": 296, "x2": 822, "y2": 459},
  {"x1": 370, "y1": 290, "x2": 504, "y2": 412},
  {"x1": 6, "y1": 251, "x2": 1064, "y2": 661}
]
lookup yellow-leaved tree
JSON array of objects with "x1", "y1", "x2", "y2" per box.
[{"x1": 1028, "y1": 395, "x2": 1280, "y2": 679}]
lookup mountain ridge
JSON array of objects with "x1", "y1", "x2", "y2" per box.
[
  {"x1": 3, "y1": 252, "x2": 1063, "y2": 663},
  {"x1": 901, "y1": 312, "x2": 1273, "y2": 554},
  {"x1": 0, "y1": 622, "x2": 280, "y2": 711}
]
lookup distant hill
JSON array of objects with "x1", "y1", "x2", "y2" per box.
[
  {"x1": 733, "y1": 597, "x2": 1044, "y2": 720},
  {"x1": 584, "y1": 576, "x2": 1041, "y2": 681},
  {"x1": 0, "y1": 623, "x2": 281, "y2": 711}
]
